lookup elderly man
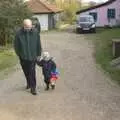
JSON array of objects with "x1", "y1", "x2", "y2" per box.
[{"x1": 14, "y1": 19, "x2": 42, "y2": 95}]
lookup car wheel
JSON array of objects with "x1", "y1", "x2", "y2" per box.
[
  {"x1": 76, "y1": 28, "x2": 79, "y2": 34},
  {"x1": 93, "y1": 28, "x2": 96, "y2": 33},
  {"x1": 76, "y1": 28, "x2": 82, "y2": 34},
  {"x1": 90, "y1": 28, "x2": 96, "y2": 33}
]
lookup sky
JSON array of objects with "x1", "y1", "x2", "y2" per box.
[{"x1": 83, "y1": 0, "x2": 108, "y2": 3}]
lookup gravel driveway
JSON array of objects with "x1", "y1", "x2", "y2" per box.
[{"x1": 0, "y1": 30, "x2": 120, "y2": 120}]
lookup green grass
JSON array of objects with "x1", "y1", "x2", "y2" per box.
[
  {"x1": 85, "y1": 28, "x2": 120, "y2": 84},
  {"x1": 0, "y1": 49, "x2": 17, "y2": 71}
]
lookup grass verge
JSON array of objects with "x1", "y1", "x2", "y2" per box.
[
  {"x1": 85, "y1": 28, "x2": 120, "y2": 84},
  {"x1": 0, "y1": 48, "x2": 18, "y2": 79}
]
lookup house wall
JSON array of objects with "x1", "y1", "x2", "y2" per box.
[
  {"x1": 77, "y1": 0, "x2": 120, "y2": 27},
  {"x1": 116, "y1": 0, "x2": 120, "y2": 25},
  {"x1": 33, "y1": 14, "x2": 48, "y2": 31}
]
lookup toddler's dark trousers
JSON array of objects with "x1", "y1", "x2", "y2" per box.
[
  {"x1": 20, "y1": 58, "x2": 36, "y2": 89},
  {"x1": 44, "y1": 76, "x2": 50, "y2": 85}
]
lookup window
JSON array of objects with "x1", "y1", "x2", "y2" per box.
[
  {"x1": 107, "y1": 9, "x2": 116, "y2": 19},
  {"x1": 80, "y1": 17, "x2": 89, "y2": 22},
  {"x1": 89, "y1": 12, "x2": 97, "y2": 22}
]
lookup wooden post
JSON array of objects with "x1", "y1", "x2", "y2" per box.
[{"x1": 112, "y1": 39, "x2": 120, "y2": 58}]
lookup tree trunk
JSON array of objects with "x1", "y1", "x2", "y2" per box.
[{"x1": 0, "y1": 28, "x2": 7, "y2": 46}]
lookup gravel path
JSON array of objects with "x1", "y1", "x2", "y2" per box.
[{"x1": 0, "y1": 30, "x2": 120, "y2": 120}]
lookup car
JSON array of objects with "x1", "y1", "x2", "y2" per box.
[{"x1": 76, "y1": 15, "x2": 96, "y2": 33}]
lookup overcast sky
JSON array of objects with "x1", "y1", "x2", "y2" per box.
[{"x1": 83, "y1": 0, "x2": 108, "y2": 3}]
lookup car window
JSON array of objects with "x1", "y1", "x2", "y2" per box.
[
  {"x1": 89, "y1": 17, "x2": 94, "y2": 22},
  {"x1": 79, "y1": 16, "x2": 94, "y2": 22},
  {"x1": 79, "y1": 17, "x2": 89, "y2": 22}
]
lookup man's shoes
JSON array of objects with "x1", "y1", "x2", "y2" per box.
[{"x1": 31, "y1": 88, "x2": 37, "y2": 95}]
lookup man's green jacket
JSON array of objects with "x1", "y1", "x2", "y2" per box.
[{"x1": 14, "y1": 28, "x2": 42, "y2": 61}]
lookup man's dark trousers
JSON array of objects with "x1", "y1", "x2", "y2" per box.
[{"x1": 20, "y1": 58, "x2": 36, "y2": 89}]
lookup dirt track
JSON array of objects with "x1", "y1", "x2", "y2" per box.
[{"x1": 0, "y1": 30, "x2": 120, "y2": 120}]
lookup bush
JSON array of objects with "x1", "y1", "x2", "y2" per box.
[
  {"x1": 55, "y1": 0, "x2": 81, "y2": 24},
  {"x1": 0, "y1": 0, "x2": 32, "y2": 46},
  {"x1": 0, "y1": 49, "x2": 17, "y2": 71}
]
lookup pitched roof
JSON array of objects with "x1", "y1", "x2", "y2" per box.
[
  {"x1": 76, "y1": 0, "x2": 116, "y2": 14},
  {"x1": 26, "y1": 0, "x2": 63, "y2": 14}
]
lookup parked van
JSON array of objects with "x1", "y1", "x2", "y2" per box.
[{"x1": 76, "y1": 15, "x2": 96, "y2": 33}]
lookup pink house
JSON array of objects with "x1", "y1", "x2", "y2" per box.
[{"x1": 76, "y1": 0, "x2": 120, "y2": 27}]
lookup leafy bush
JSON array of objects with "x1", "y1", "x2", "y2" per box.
[
  {"x1": 0, "y1": 0, "x2": 32, "y2": 46},
  {"x1": 54, "y1": 0, "x2": 81, "y2": 24}
]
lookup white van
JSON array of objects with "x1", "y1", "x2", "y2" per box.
[{"x1": 76, "y1": 15, "x2": 96, "y2": 33}]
